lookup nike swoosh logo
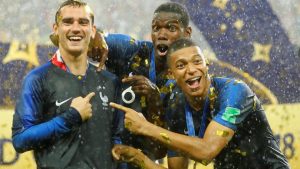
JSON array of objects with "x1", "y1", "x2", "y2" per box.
[{"x1": 55, "y1": 97, "x2": 72, "y2": 106}]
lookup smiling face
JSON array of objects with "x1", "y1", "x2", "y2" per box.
[
  {"x1": 168, "y1": 46, "x2": 210, "y2": 99},
  {"x1": 53, "y1": 5, "x2": 96, "y2": 57},
  {"x1": 151, "y1": 12, "x2": 191, "y2": 66}
]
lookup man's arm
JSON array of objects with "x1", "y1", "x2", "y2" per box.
[
  {"x1": 12, "y1": 74, "x2": 94, "y2": 153},
  {"x1": 122, "y1": 75, "x2": 164, "y2": 126},
  {"x1": 112, "y1": 144, "x2": 167, "y2": 169},
  {"x1": 110, "y1": 102, "x2": 234, "y2": 162},
  {"x1": 12, "y1": 109, "x2": 81, "y2": 153},
  {"x1": 167, "y1": 157, "x2": 189, "y2": 169},
  {"x1": 89, "y1": 32, "x2": 152, "y2": 74}
]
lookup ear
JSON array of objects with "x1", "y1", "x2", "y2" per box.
[
  {"x1": 50, "y1": 24, "x2": 59, "y2": 46},
  {"x1": 205, "y1": 58, "x2": 210, "y2": 66},
  {"x1": 53, "y1": 23, "x2": 58, "y2": 35},
  {"x1": 91, "y1": 25, "x2": 97, "y2": 38},
  {"x1": 167, "y1": 68, "x2": 175, "y2": 79},
  {"x1": 184, "y1": 26, "x2": 192, "y2": 38}
]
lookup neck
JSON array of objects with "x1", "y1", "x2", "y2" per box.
[
  {"x1": 186, "y1": 77, "x2": 211, "y2": 111},
  {"x1": 155, "y1": 60, "x2": 167, "y2": 75},
  {"x1": 60, "y1": 49, "x2": 88, "y2": 75},
  {"x1": 186, "y1": 96, "x2": 205, "y2": 111}
]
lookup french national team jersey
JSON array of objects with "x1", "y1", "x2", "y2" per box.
[
  {"x1": 166, "y1": 77, "x2": 290, "y2": 169},
  {"x1": 104, "y1": 34, "x2": 174, "y2": 159},
  {"x1": 12, "y1": 51, "x2": 121, "y2": 169}
]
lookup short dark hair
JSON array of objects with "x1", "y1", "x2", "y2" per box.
[
  {"x1": 154, "y1": 2, "x2": 189, "y2": 27},
  {"x1": 55, "y1": 0, "x2": 94, "y2": 24},
  {"x1": 167, "y1": 38, "x2": 197, "y2": 66}
]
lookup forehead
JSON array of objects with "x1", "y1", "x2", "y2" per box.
[
  {"x1": 152, "y1": 12, "x2": 182, "y2": 24},
  {"x1": 171, "y1": 46, "x2": 204, "y2": 61},
  {"x1": 59, "y1": 5, "x2": 91, "y2": 19}
]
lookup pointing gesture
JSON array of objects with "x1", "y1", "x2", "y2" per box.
[
  {"x1": 71, "y1": 92, "x2": 95, "y2": 121},
  {"x1": 110, "y1": 102, "x2": 147, "y2": 134}
]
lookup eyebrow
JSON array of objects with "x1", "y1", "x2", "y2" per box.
[
  {"x1": 152, "y1": 19, "x2": 180, "y2": 25},
  {"x1": 61, "y1": 17, "x2": 90, "y2": 23}
]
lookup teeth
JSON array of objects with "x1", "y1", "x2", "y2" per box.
[
  {"x1": 157, "y1": 44, "x2": 168, "y2": 53},
  {"x1": 69, "y1": 37, "x2": 82, "y2": 40},
  {"x1": 190, "y1": 77, "x2": 200, "y2": 81},
  {"x1": 187, "y1": 77, "x2": 200, "y2": 82}
]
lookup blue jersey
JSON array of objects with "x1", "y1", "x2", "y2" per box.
[
  {"x1": 166, "y1": 77, "x2": 290, "y2": 168},
  {"x1": 12, "y1": 51, "x2": 121, "y2": 169},
  {"x1": 105, "y1": 34, "x2": 175, "y2": 101},
  {"x1": 104, "y1": 34, "x2": 174, "y2": 159}
]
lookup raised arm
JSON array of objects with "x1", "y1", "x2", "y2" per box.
[{"x1": 109, "y1": 102, "x2": 234, "y2": 163}]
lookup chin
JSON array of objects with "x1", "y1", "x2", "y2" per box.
[
  {"x1": 189, "y1": 87, "x2": 206, "y2": 97},
  {"x1": 68, "y1": 48, "x2": 84, "y2": 55}
]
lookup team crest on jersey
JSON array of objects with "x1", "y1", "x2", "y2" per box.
[{"x1": 97, "y1": 86, "x2": 109, "y2": 108}]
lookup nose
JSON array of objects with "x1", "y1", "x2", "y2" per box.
[
  {"x1": 71, "y1": 22, "x2": 80, "y2": 33},
  {"x1": 157, "y1": 28, "x2": 168, "y2": 40},
  {"x1": 186, "y1": 63, "x2": 197, "y2": 74}
]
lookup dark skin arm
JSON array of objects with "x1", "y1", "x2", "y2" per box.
[
  {"x1": 87, "y1": 31, "x2": 108, "y2": 70},
  {"x1": 122, "y1": 75, "x2": 164, "y2": 127},
  {"x1": 122, "y1": 75, "x2": 167, "y2": 158},
  {"x1": 110, "y1": 102, "x2": 235, "y2": 163},
  {"x1": 168, "y1": 157, "x2": 189, "y2": 169},
  {"x1": 112, "y1": 144, "x2": 166, "y2": 169}
]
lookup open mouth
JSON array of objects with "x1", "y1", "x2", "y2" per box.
[
  {"x1": 156, "y1": 44, "x2": 169, "y2": 56},
  {"x1": 185, "y1": 76, "x2": 201, "y2": 89},
  {"x1": 68, "y1": 36, "x2": 83, "y2": 42}
]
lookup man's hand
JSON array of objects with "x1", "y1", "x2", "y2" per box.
[
  {"x1": 71, "y1": 92, "x2": 95, "y2": 121},
  {"x1": 88, "y1": 31, "x2": 108, "y2": 71},
  {"x1": 122, "y1": 75, "x2": 160, "y2": 99},
  {"x1": 112, "y1": 145, "x2": 167, "y2": 169},
  {"x1": 110, "y1": 102, "x2": 148, "y2": 134},
  {"x1": 112, "y1": 144, "x2": 144, "y2": 163}
]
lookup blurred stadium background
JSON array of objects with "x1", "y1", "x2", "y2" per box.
[{"x1": 0, "y1": 0, "x2": 299, "y2": 168}]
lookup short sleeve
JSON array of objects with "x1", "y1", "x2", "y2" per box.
[{"x1": 213, "y1": 80, "x2": 256, "y2": 131}]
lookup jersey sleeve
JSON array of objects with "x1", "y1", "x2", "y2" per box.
[
  {"x1": 12, "y1": 70, "x2": 82, "y2": 153},
  {"x1": 213, "y1": 80, "x2": 256, "y2": 131},
  {"x1": 105, "y1": 33, "x2": 152, "y2": 76}
]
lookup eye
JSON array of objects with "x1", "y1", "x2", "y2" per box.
[
  {"x1": 62, "y1": 18, "x2": 73, "y2": 25},
  {"x1": 176, "y1": 62, "x2": 185, "y2": 69},
  {"x1": 79, "y1": 19, "x2": 90, "y2": 25},
  {"x1": 152, "y1": 25, "x2": 159, "y2": 32},
  {"x1": 168, "y1": 25, "x2": 177, "y2": 32},
  {"x1": 193, "y1": 59, "x2": 203, "y2": 65}
]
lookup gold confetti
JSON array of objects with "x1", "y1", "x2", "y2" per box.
[
  {"x1": 129, "y1": 38, "x2": 136, "y2": 44},
  {"x1": 233, "y1": 79, "x2": 243, "y2": 84},
  {"x1": 140, "y1": 96, "x2": 146, "y2": 108},
  {"x1": 133, "y1": 55, "x2": 142, "y2": 62},
  {"x1": 216, "y1": 130, "x2": 229, "y2": 137},
  {"x1": 131, "y1": 63, "x2": 140, "y2": 70},
  {"x1": 144, "y1": 59, "x2": 149, "y2": 67},
  {"x1": 160, "y1": 86, "x2": 169, "y2": 94},
  {"x1": 234, "y1": 149, "x2": 247, "y2": 156},
  {"x1": 200, "y1": 159, "x2": 210, "y2": 165},
  {"x1": 225, "y1": 79, "x2": 231, "y2": 84},
  {"x1": 253, "y1": 99, "x2": 256, "y2": 110},
  {"x1": 160, "y1": 132, "x2": 171, "y2": 144},
  {"x1": 125, "y1": 122, "x2": 132, "y2": 129},
  {"x1": 151, "y1": 115, "x2": 159, "y2": 120}
]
